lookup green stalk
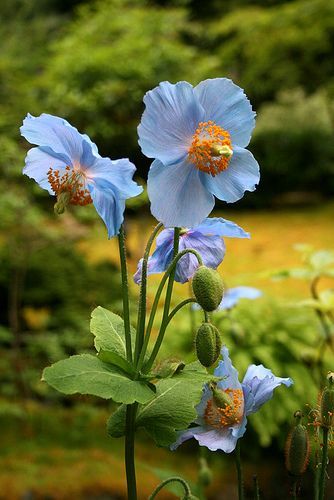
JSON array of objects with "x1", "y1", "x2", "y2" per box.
[
  {"x1": 167, "y1": 298, "x2": 197, "y2": 325},
  {"x1": 235, "y1": 441, "x2": 244, "y2": 500},
  {"x1": 149, "y1": 477, "x2": 192, "y2": 499},
  {"x1": 137, "y1": 247, "x2": 203, "y2": 372},
  {"x1": 134, "y1": 223, "x2": 163, "y2": 365},
  {"x1": 253, "y1": 475, "x2": 260, "y2": 500},
  {"x1": 125, "y1": 403, "x2": 138, "y2": 500},
  {"x1": 318, "y1": 427, "x2": 329, "y2": 500},
  {"x1": 118, "y1": 224, "x2": 132, "y2": 362}
]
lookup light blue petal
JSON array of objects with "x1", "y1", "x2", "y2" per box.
[
  {"x1": 175, "y1": 231, "x2": 225, "y2": 283},
  {"x1": 194, "y1": 217, "x2": 250, "y2": 239},
  {"x1": 219, "y1": 286, "x2": 262, "y2": 310},
  {"x1": 231, "y1": 413, "x2": 248, "y2": 440},
  {"x1": 147, "y1": 158, "x2": 215, "y2": 228},
  {"x1": 88, "y1": 179, "x2": 125, "y2": 238},
  {"x1": 202, "y1": 146, "x2": 260, "y2": 203},
  {"x1": 214, "y1": 346, "x2": 242, "y2": 391},
  {"x1": 194, "y1": 78, "x2": 256, "y2": 148},
  {"x1": 170, "y1": 426, "x2": 204, "y2": 451},
  {"x1": 138, "y1": 81, "x2": 204, "y2": 165},
  {"x1": 242, "y1": 365, "x2": 293, "y2": 415},
  {"x1": 23, "y1": 147, "x2": 69, "y2": 194},
  {"x1": 133, "y1": 230, "x2": 174, "y2": 285},
  {"x1": 194, "y1": 427, "x2": 239, "y2": 453},
  {"x1": 21, "y1": 113, "x2": 88, "y2": 164},
  {"x1": 195, "y1": 385, "x2": 212, "y2": 423},
  {"x1": 87, "y1": 158, "x2": 143, "y2": 199}
]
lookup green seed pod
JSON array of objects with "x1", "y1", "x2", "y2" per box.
[
  {"x1": 285, "y1": 411, "x2": 310, "y2": 476},
  {"x1": 320, "y1": 372, "x2": 334, "y2": 428},
  {"x1": 192, "y1": 266, "x2": 224, "y2": 312},
  {"x1": 195, "y1": 323, "x2": 221, "y2": 367}
]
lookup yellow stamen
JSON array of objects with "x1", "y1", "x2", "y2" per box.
[
  {"x1": 204, "y1": 388, "x2": 244, "y2": 428},
  {"x1": 47, "y1": 166, "x2": 92, "y2": 206}
]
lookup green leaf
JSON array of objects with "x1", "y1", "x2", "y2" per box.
[
  {"x1": 42, "y1": 354, "x2": 155, "y2": 404},
  {"x1": 98, "y1": 350, "x2": 136, "y2": 377},
  {"x1": 135, "y1": 363, "x2": 213, "y2": 447},
  {"x1": 153, "y1": 358, "x2": 186, "y2": 378},
  {"x1": 107, "y1": 404, "x2": 127, "y2": 438},
  {"x1": 90, "y1": 306, "x2": 136, "y2": 356}
]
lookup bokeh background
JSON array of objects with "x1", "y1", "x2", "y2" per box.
[{"x1": 1, "y1": 0, "x2": 334, "y2": 498}]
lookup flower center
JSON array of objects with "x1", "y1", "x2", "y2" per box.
[
  {"x1": 204, "y1": 388, "x2": 244, "y2": 428},
  {"x1": 188, "y1": 121, "x2": 233, "y2": 177},
  {"x1": 47, "y1": 166, "x2": 92, "y2": 206}
]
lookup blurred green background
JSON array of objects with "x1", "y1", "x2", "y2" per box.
[{"x1": 1, "y1": 0, "x2": 334, "y2": 498}]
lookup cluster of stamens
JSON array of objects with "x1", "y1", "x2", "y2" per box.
[
  {"x1": 204, "y1": 388, "x2": 244, "y2": 428},
  {"x1": 188, "y1": 121, "x2": 233, "y2": 176},
  {"x1": 47, "y1": 166, "x2": 92, "y2": 206}
]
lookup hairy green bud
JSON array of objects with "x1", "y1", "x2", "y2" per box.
[
  {"x1": 192, "y1": 266, "x2": 224, "y2": 312},
  {"x1": 285, "y1": 411, "x2": 310, "y2": 476},
  {"x1": 320, "y1": 372, "x2": 334, "y2": 428},
  {"x1": 195, "y1": 323, "x2": 221, "y2": 367}
]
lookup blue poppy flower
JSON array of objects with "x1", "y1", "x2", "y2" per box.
[
  {"x1": 171, "y1": 346, "x2": 292, "y2": 453},
  {"x1": 219, "y1": 286, "x2": 262, "y2": 310},
  {"x1": 138, "y1": 79, "x2": 260, "y2": 228},
  {"x1": 133, "y1": 217, "x2": 249, "y2": 285},
  {"x1": 21, "y1": 113, "x2": 142, "y2": 237}
]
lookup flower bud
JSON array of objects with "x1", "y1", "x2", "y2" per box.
[
  {"x1": 192, "y1": 266, "x2": 224, "y2": 312},
  {"x1": 198, "y1": 457, "x2": 213, "y2": 487},
  {"x1": 195, "y1": 323, "x2": 221, "y2": 367},
  {"x1": 285, "y1": 411, "x2": 310, "y2": 476},
  {"x1": 320, "y1": 372, "x2": 334, "y2": 428}
]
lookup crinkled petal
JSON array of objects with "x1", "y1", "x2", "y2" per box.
[
  {"x1": 148, "y1": 158, "x2": 215, "y2": 228},
  {"x1": 194, "y1": 427, "x2": 239, "y2": 453},
  {"x1": 21, "y1": 113, "x2": 88, "y2": 164},
  {"x1": 195, "y1": 385, "x2": 212, "y2": 423},
  {"x1": 175, "y1": 231, "x2": 225, "y2": 283},
  {"x1": 23, "y1": 147, "x2": 69, "y2": 194},
  {"x1": 214, "y1": 346, "x2": 242, "y2": 391},
  {"x1": 170, "y1": 426, "x2": 204, "y2": 451},
  {"x1": 219, "y1": 287, "x2": 262, "y2": 310},
  {"x1": 138, "y1": 81, "x2": 204, "y2": 165},
  {"x1": 242, "y1": 365, "x2": 293, "y2": 415},
  {"x1": 87, "y1": 158, "x2": 143, "y2": 199},
  {"x1": 88, "y1": 179, "x2": 125, "y2": 238},
  {"x1": 194, "y1": 78, "x2": 256, "y2": 148},
  {"x1": 133, "y1": 231, "x2": 174, "y2": 284},
  {"x1": 202, "y1": 146, "x2": 260, "y2": 203},
  {"x1": 194, "y1": 217, "x2": 250, "y2": 239}
]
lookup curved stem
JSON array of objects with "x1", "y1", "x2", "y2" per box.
[
  {"x1": 253, "y1": 475, "x2": 260, "y2": 500},
  {"x1": 167, "y1": 298, "x2": 197, "y2": 325},
  {"x1": 149, "y1": 477, "x2": 192, "y2": 499},
  {"x1": 118, "y1": 225, "x2": 132, "y2": 363},
  {"x1": 125, "y1": 403, "x2": 138, "y2": 500},
  {"x1": 137, "y1": 247, "x2": 203, "y2": 372},
  {"x1": 235, "y1": 441, "x2": 244, "y2": 500},
  {"x1": 319, "y1": 427, "x2": 329, "y2": 500},
  {"x1": 134, "y1": 223, "x2": 163, "y2": 365}
]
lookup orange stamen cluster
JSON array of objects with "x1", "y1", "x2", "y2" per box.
[
  {"x1": 204, "y1": 388, "x2": 244, "y2": 429},
  {"x1": 47, "y1": 166, "x2": 92, "y2": 206},
  {"x1": 188, "y1": 121, "x2": 233, "y2": 176}
]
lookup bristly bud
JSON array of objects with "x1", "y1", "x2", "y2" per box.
[
  {"x1": 211, "y1": 383, "x2": 234, "y2": 409},
  {"x1": 192, "y1": 266, "x2": 224, "y2": 312},
  {"x1": 320, "y1": 372, "x2": 334, "y2": 428},
  {"x1": 54, "y1": 191, "x2": 71, "y2": 215},
  {"x1": 285, "y1": 411, "x2": 310, "y2": 476},
  {"x1": 195, "y1": 323, "x2": 221, "y2": 367}
]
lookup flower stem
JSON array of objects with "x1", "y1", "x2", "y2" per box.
[
  {"x1": 134, "y1": 223, "x2": 163, "y2": 366},
  {"x1": 235, "y1": 441, "x2": 244, "y2": 500},
  {"x1": 125, "y1": 403, "x2": 138, "y2": 500},
  {"x1": 167, "y1": 298, "x2": 197, "y2": 325},
  {"x1": 292, "y1": 479, "x2": 297, "y2": 499},
  {"x1": 253, "y1": 475, "x2": 260, "y2": 500},
  {"x1": 318, "y1": 427, "x2": 329, "y2": 500},
  {"x1": 118, "y1": 224, "x2": 132, "y2": 363},
  {"x1": 138, "y1": 247, "x2": 203, "y2": 373},
  {"x1": 149, "y1": 477, "x2": 192, "y2": 499}
]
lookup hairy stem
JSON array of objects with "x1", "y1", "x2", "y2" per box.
[
  {"x1": 236, "y1": 441, "x2": 244, "y2": 500},
  {"x1": 125, "y1": 403, "x2": 138, "y2": 500},
  {"x1": 318, "y1": 427, "x2": 329, "y2": 500},
  {"x1": 118, "y1": 224, "x2": 132, "y2": 363},
  {"x1": 149, "y1": 477, "x2": 192, "y2": 499}
]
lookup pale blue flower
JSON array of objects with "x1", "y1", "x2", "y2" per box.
[
  {"x1": 219, "y1": 286, "x2": 262, "y2": 310},
  {"x1": 138, "y1": 79, "x2": 259, "y2": 228},
  {"x1": 171, "y1": 346, "x2": 292, "y2": 453},
  {"x1": 21, "y1": 113, "x2": 142, "y2": 237},
  {"x1": 134, "y1": 217, "x2": 249, "y2": 284}
]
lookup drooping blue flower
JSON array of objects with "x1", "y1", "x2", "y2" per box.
[
  {"x1": 21, "y1": 113, "x2": 143, "y2": 237},
  {"x1": 171, "y1": 346, "x2": 292, "y2": 453},
  {"x1": 138, "y1": 79, "x2": 260, "y2": 228},
  {"x1": 219, "y1": 286, "x2": 262, "y2": 310},
  {"x1": 133, "y1": 217, "x2": 249, "y2": 285}
]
